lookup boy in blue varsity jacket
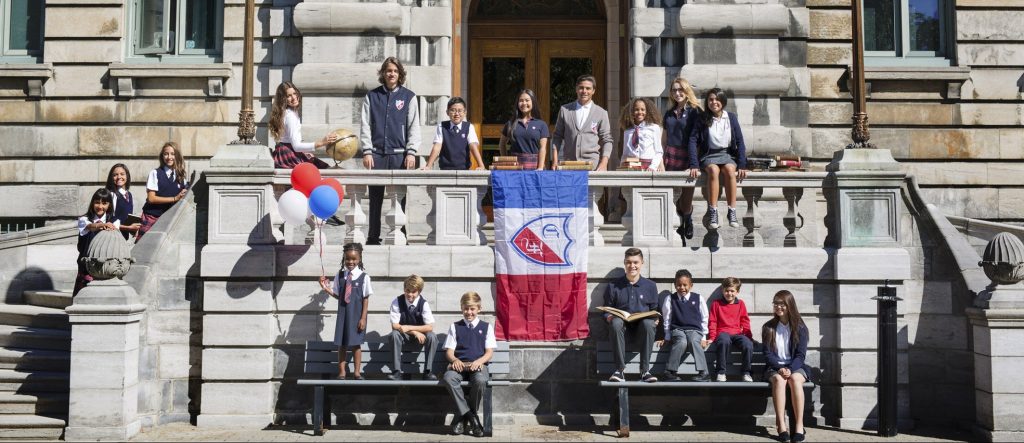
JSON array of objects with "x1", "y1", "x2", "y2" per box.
[
  {"x1": 387, "y1": 274, "x2": 438, "y2": 380},
  {"x1": 655, "y1": 269, "x2": 711, "y2": 382},
  {"x1": 442, "y1": 291, "x2": 496, "y2": 437}
]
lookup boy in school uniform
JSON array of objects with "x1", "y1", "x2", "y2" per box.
[
  {"x1": 656, "y1": 269, "x2": 711, "y2": 382},
  {"x1": 442, "y1": 292, "x2": 496, "y2": 437},
  {"x1": 604, "y1": 247, "x2": 660, "y2": 383},
  {"x1": 387, "y1": 274, "x2": 438, "y2": 381},
  {"x1": 708, "y1": 276, "x2": 755, "y2": 382},
  {"x1": 422, "y1": 97, "x2": 485, "y2": 171}
]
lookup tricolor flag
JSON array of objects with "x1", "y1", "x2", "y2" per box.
[{"x1": 492, "y1": 171, "x2": 590, "y2": 341}]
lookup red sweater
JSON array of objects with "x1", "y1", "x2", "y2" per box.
[{"x1": 708, "y1": 298, "x2": 752, "y2": 341}]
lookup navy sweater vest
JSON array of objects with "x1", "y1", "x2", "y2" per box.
[
  {"x1": 142, "y1": 169, "x2": 185, "y2": 218},
  {"x1": 397, "y1": 296, "x2": 426, "y2": 326},
  {"x1": 439, "y1": 121, "x2": 471, "y2": 170},
  {"x1": 367, "y1": 85, "x2": 415, "y2": 154},
  {"x1": 454, "y1": 320, "x2": 489, "y2": 362},
  {"x1": 670, "y1": 293, "x2": 704, "y2": 332}
]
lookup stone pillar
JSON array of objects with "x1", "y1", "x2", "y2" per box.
[
  {"x1": 427, "y1": 186, "x2": 482, "y2": 245},
  {"x1": 825, "y1": 149, "x2": 904, "y2": 247},
  {"x1": 65, "y1": 279, "x2": 146, "y2": 441},
  {"x1": 968, "y1": 306, "x2": 1024, "y2": 442},
  {"x1": 198, "y1": 145, "x2": 279, "y2": 427}
]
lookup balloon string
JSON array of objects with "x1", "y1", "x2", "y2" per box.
[{"x1": 315, "y1": 217, "x2": 326, "y2": 278}]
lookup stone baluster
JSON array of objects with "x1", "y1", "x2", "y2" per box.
[
  {"x1": 475, "y1": 184, "x2": 489, "y2": 245},
  {"x1": 384, "y1": 184, "x2": 408, "y2": 245},
  {"x1": 742, "y1": 187, "x2": 764, "y2": 247},
  {"x1": 589, "y1": 185, "x2": 605, "y2": 247},
  {"x1": 425, "y1": 185, "x2": 438, "y2": 245},
  {"x1": 343, "y1": 184, "x2": 368, "y2": 245},
  {"x1": 783, "y1": 187, "x2": 804, "y2": 247},
  {"x1": 620, "y1": 186, "x2": 634, "y2": 246}
]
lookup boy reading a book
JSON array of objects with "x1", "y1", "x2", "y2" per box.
[{"x1": 603, "y1": 247, "x2": 660, "y2": 383}]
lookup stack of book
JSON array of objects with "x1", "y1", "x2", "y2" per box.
[
  {"x1": 619, "y1": 157, "x2": 651, "y2": 171},
  {"x1": 489, "y1": 156, "x2": 521, "y2": 170},
  {"x1": 559, "y1": 160, "x2": 593, "y2": 171},
  {"x1": 745, "y1": 155, "x2": 806, "y2": 172}
]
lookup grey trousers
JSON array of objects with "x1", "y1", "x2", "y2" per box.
[
  {"x1": 388, "y1": 330, "x2": 437, "y2": 374},
  {"x1": 609, "y1": 317, "x2": 657, "y2": 373},
  {"x1": 666, "y1": 329, "x2": 708, "y2": 374},
  {"x1": 443, "y1": 366, "x2": 489, "y2": 416}
]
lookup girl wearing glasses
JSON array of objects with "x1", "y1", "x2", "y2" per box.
[
  {"x1": 422, "y1": 97, "x2": 484, "y2": 170},
  {"x1": 763, "y1": 290, "x2": 810, "y2": 442},
  {"x1": 664, "y1": 77, "x2": 702, "y2": 242}
]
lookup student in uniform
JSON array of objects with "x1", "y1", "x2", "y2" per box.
[
  {"x1": 319, "y1": 243, "x2": 372, "y2": 380},
  {"x1": 708, "y1": 276, "x2": 755, "y2": 382},
  {"x1": 104, "y1": 163, "x2": 140, "y2": 241},
  {"x1": 663, "y1": 77, "x2": 702, "y2": 241},
  {"x1": 74, "y1": 188, "x2": 119, "y2": 296},
  {"x1": 618, "y1": 97, "x2": 664, "y2": 171},
  {"x1": 138, "y1": 142, "x2": 188, "y2": 241},
  {"x1": 764, "y1": 290, "x2": 810, "y2": 443},
  {"x1": 603, "y1": 247, "x2": 660, "y2": 383},
  {"x1": 688, "y1": 88, "x2": 748, "y2": 230},
  {"x1": 656, "y1": 269, "x2": 710, "y2": 382},
  {"x1": 551, "y1": 74, "x2": 615, "y2": 171},
  {"x1": 442, "y1": 292, "x2": 496, "y2": 437},
  {"x1": 268, "y1": 81, "x2": 338, "y2": 169},
  {"x1": 387, "y1": 274, "x2": 438, "y2": 381},
  {"x1": 422, "y1": 97, "x2": 484, "y2": 170},
  {"x1": 497, "y1": 89, "x2": 549, "y2": 170}
]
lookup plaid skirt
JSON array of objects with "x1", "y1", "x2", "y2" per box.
[
  {"x1": 135, "y1": 212, "x2": 160, "y2": 241},
  {"x1": 663, "y1": 145, "x2": 690, "y2": 171},
  {"x1": 273, "y1": 143, "x2": 330, "y2": 169}
]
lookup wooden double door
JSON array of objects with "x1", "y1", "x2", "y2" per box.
[{"x1": 469, "y1": 39, "x2": 606, "y2": 141}]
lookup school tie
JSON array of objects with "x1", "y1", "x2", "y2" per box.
[
  {"x1": 631, "y1": 126, "x2": 640, "y2": 150},
  {"x1": 343, "y1": 272, "x2": 352, "y2": 303}
]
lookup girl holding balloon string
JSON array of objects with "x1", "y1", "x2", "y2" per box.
[{"x1": 269, "y1": 81, "x2": 338, "y2": 170}]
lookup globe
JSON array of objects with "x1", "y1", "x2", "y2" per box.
[{"x1": 326, "y1": 128, "x2": 359, "y2": 163}]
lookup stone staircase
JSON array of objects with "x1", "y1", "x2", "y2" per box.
[{"x1": 0, "y1": 290, "x2": 71, "y2": 440}]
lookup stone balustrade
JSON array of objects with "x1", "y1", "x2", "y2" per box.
[{"x1": 270, "y1": 169, "x2": 830, "y2": 249}]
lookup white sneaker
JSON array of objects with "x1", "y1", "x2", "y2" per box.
[
  {"x1": 708, "y1": 208, "x2": 720, "y2": 230},
  {"x1": 728, "y1": 208, "x2": 740, "y2": 228},
  {"x1": 715, "y1": 373, "x2": 727, "y2": 382},
  {"x1": 742, "y1": 372, "x2": 753, "y2": 382}
]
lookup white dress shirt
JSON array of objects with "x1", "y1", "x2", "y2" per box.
[
  {"x1": 432, "y1": 121, "x2": 480, "y2": 145},
  {"x1": 146, "y1": 166, "x2": 188, "y2": 192},
  {"x1": 575, "y1": 100, "x2": 593, "y2": 129},
  {"x1": 661, "y1": 291, "x2": 709, "y2": 337},
  {"x1": 621, "y1": 122, "x2": 664, "y2": 171},
  {"x1": 389, "y1": 294, "x2": 436, "y2": 325},
  {"x1": 279, "y1": 109, "x2": 315, "y2": 152},
  {"x1": 77, "y1": 214, "x2": 120, "y2": 236},
  {"x1": 774, "y1": 322, "x2": 792, "y2": 364},
  {"x1": 709, "y1": 114, "x2": 733, "y2": 150},
  {"x1": 443, "y1": 317, "x2": 497, "y2": 350},
  {"x1": 331, "y1": 267, "x2": 373, "y2": 299}
]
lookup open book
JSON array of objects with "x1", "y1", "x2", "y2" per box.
[{"x1": 596, "y1": 306, "x2": 661, "y2": 322}]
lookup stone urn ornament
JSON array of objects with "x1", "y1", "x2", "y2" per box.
[
  {"x1": 978, "y1": 232, "x2": 1024, "y2": 286},
  {"x1": 80, "y1": 230, "x2": 135, "y2": 280}
]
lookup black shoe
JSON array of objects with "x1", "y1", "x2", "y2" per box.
[
  {"x1": 469, "y1": 413, "x2": 484, "y2": 437},
  {"x1": 661, "y1": 372, "x2": 680, "y2": 382},
  {"x1": 684, "y1": 214, "x2": 694, "y2": 239},
  {"x1": 366, "y1": 238, "x2": 382, "y2": 246},
  {"x1": 792, "y1": 431, "x2": 805, "y2": 442},
  {"x1": 451, "y1": 415, "x2": 465, "y2": 435},
  {"x1": 388, "y1": 371, "x2": 404, "y2": 381},
  {"x1": 778, "y1": 431, "x2": 790, "y2": 442},
  {"x1": 326, "y1": 215, "x2": 346, "y2": 226},
  {"x1": 423, "y1": 372, "x2": 438, "y2": 381},
  {"x1": 691, "y1": 373, "x2": 711, "y2": 382}
]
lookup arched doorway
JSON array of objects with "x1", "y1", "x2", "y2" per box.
[{"x1": 466, "y1": 0, "x2": 608, "y2": 159}]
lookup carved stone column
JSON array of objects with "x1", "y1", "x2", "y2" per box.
[
  {"x1": 384, "y1": 185, "x2": 408, "y2": 246},
  {"x1": 343, "y1": 185, "x2": 368, "y2": 245},
  {"x1": 741, "y1": 186, "x2": 764, "y2": 247}
]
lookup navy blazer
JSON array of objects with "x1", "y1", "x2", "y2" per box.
[
  {"x1": 686, "y1": 111, "x2": 747, "y2": 170},
  {"x1": 764, "y1": 322, "x2": 809, "y2": 373}
]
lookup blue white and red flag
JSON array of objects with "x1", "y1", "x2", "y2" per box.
[{"x1": 492, "y1": 171, "x2": 589, "y2": 341}]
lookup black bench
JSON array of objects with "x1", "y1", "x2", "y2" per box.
[
  {"x1": 596, "y1": 342, "x2": 816, "y2": 437},
  {"x1": 297, "y1": 339, "x2": 511, "y2": 436}
]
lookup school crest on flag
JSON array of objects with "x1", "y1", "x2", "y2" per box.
[{"x1": 492, "y1": 171, "x2": 590, "y2": 341}]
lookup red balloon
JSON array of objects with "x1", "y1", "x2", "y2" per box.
[
  {"x1": 319, "y1": 178, "x2": 345, "y2": 205},
  {"x1": 290, "y1": 163, "x2": 322, "y2": 196}
]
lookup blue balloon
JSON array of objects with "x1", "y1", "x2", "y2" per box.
[{"x1": 308, "y1": 185, "x2": 340, "y2": 219}]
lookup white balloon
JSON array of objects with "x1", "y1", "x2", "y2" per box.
[{"x1": 278, "y1": 189, "x2": 310, "y2": 225}]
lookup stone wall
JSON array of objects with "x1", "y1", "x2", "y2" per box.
[{"x1": 806, "y1": 0, "x2": 1024, "y2": 221}]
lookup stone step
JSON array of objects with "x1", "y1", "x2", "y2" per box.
[
  {"x1": 0, "y1": 348, "x2": 69, "y2": 372},
  {"x1": 0, "y1": 393, "x2": 67, "y2": 415},
  {"x1": 0, "y1": 414, "x2": 66, "y2": 440},
  {"x1": 0, "y1": 305, "x2": 68, "y2": 330},
  {"x1": 0, "y1": 370, "x2": 69, "y2": 393},
  {"x1": 0, "y1": 326, "x2": 70, "y2": 352},
  {"x1": 21, "y1": 291, "x2": 72, "y2": 310}
]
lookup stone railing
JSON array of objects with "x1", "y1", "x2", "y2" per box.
[{"x1": 271, "y1": 170, "x2": 832, "y2": 249}]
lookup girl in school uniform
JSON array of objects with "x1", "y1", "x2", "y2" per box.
[
  {"x1": 104, "y1": 163, "x2": 140, "y2": 241},
  {"x1": 763, "y1": 290, "x2": 810, "y2": 443},
  {"x1": 74, "y1": 188, "x2": 119, "y2": 296},
  {"x1": 618, "y1": 97, "x2": 664, "y2": 172},
  {"x1": 269, "y1": 81, "x2": 338, "y2": 170},
  {"x1": 498, "y1": 89, "x2": 550, "y2": 170},
  {"x1": 664, "y1": 77, "x2": 702, "y2": 241},
  {"x1": 422, "y1": 97, "x2": 485, "y2": 170},
  {"x1": 138, "y1": 142, "x2": 189, "y2": 241},
  {"x1": 319, "y1": 242, "x2": 372, "y2": 380},
  {"x1": 687, "y1": 87, "x2": 748, "y2": 230}
]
